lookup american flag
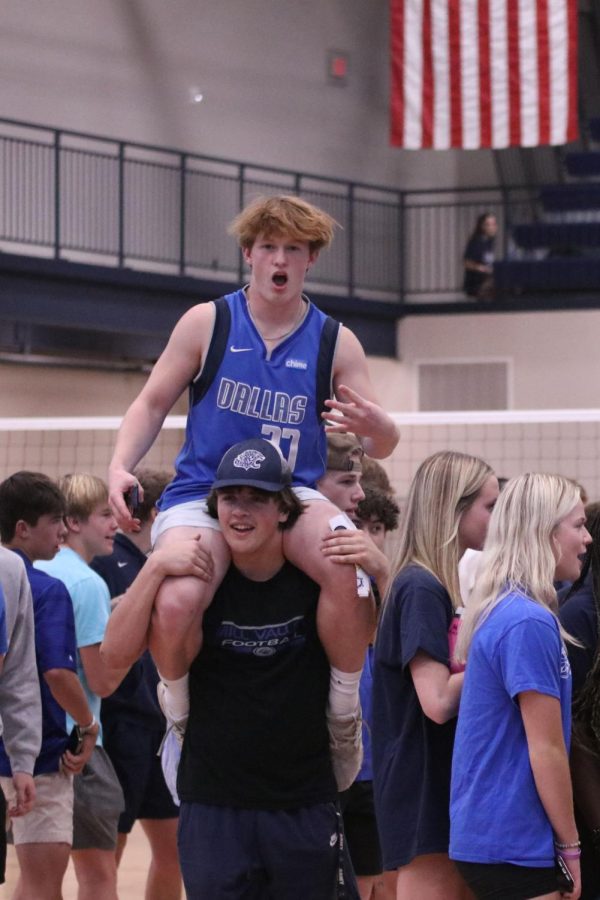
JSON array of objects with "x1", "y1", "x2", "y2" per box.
[{"x1": 390, "y1": 0, "x2": 578, "y2": 149}]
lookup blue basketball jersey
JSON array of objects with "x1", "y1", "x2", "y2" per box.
[{"x1": 158, "y1": 289, "x2": 340, "y2": 509}]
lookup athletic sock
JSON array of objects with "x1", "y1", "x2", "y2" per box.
[
  {"x1": 158, "y1": 672, "x2": 190, "y2": 721},
  {"x1": 328, "y1": 667, "x2": 362, "y2": 718}
]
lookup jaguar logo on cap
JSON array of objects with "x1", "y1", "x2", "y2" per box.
[
  {"x1": 233, "y1": 449, "x2": 266, "y2": 471},
  {"x1": 213, "y1": 438, "x2": 292, "y2": 492}
]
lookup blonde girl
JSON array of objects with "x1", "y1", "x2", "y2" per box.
[
  {"x1": 372, "y1": 451, "x2": 498, "y2": 899},
  {"x1": 450, "y1": 474, "x2": 591, "y2": 900}
]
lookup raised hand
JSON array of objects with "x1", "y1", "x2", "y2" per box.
[{"x1": 323, "y1": 385, "x2": 398, "y2": 461}]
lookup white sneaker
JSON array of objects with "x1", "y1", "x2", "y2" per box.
[
  {"x1": 157, "y1": 682, "x2": 188, "y2": 748},
  {"x1": 327, "y1": 710, "x2": 363, "y2": 792},
  {"x1": 159, "y1": 729, "x2": 181, "y2": 807}
]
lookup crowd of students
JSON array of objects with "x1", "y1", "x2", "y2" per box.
[
  {"x1": 0, "y1": 441, "x2": 595, "y2": 900},
  {"x1": 0, "y1": 193, "x2": 594, "y2": 900}
]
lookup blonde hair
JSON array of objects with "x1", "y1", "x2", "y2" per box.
[
  {"x1": 58, "y1": 473, "x2": 109, "y2": 521},
  {"x1": 456, "y1": 472, "x2": 581, "y2": 660},
  {"x1": 228, "y1": 195, "x2": 338, "y2": 253},
  {"x1": 388, "y1": 451, "x2": 494, "y2": 610}
]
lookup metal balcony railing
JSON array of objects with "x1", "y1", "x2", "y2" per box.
[{"x1": 0, "y1": 117, "x2": 549, "y2": 305}]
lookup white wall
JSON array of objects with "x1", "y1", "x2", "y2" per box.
[
  {"x1": 0, "y1": 306, "x2": 596, "y2": 418},
  {"x1": 0, "y1": 357, "x2": 399, "y2": 418},
  {"x1": 0, "y1": 363, "x2": 160, "y2": 417},
  {"x1": 0, "y1": 0, "x2": 496, "y2": 190},
  {"x1": 398, "y1": 309, "x2": 600, "y2": 410}
]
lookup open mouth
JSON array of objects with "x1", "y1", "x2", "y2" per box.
[{"x1": 272, "y1": 273, "x2": 287, "y2": 287}]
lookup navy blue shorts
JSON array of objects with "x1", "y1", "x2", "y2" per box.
[
  {"x1": 103, "y1": 721, "x2": 179, "y2": 833},
  {"x1": 339, "y1": 780, "x2": 382, "y2": 877},
  {"x1": 0, "y1": 789, "x2": 5, "y2": 883},
  {"x1": 178, "y1": 801, "x2": 359, "y2": 899}
]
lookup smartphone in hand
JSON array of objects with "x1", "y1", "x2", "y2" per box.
[
  {"x1": 555, "y1": 854, "x2": 575, "y2": 893},
  {"x1": 66, "y1": 725, "x2": 84, "y2": 756},
  {"x1": 125, "y1": 484, "x2": 140, "y2": 515}
]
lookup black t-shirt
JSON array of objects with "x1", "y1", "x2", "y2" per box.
[
  {"x1": 372, "y1": 564, "x2": 456, "y2": 869},
  {"x1": 559, "y1": 575, "x2": 597, "y2": 695},
  {"x1": 463, "y1": 235, "x2": 495, "y2": 296},
  {"x1": 177, "y1": 561, "x2": 337, "y2": 810}
]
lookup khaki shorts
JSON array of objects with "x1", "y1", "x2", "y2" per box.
[
  {"x1": 151, "y1": 487, "x2": 327, "y2": 544},
  {"x1": 1, "y1": 772, "x2": 73, "y2": 845}
]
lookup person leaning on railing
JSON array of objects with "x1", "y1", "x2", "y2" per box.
[{"x1": 463, "y1": 212, "x2": 497, "y2": 302}]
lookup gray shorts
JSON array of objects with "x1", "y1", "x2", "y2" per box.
[
  {"x1": 72, "y1": 747, "x2": 125, "y2": 851},
  {"x1": 151, "y1": 487, "x2": 327, "y2": 545}
]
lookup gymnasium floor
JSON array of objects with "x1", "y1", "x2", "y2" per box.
[{"x1": 0, "y1": 822, "x2": 153, "y2": 898}]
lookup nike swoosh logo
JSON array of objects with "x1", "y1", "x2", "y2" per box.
[
  {"x1": 117, "y1": 561, "x2": 128, "y2": 568},
  {"x1": 230, "y1": 346, "x2": 253, "y2": 353}
]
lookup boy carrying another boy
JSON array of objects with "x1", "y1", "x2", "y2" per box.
[
  {"x1": 108, "y1": 194, "x2": 398, "y2": 788},
  {"x1": 103, "y1": 438, "x2": 361, "y2": 899}
]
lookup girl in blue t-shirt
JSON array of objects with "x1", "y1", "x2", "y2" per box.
[
  {"x1": 450, "y1": 473, "x2": 591, "y2": 900},
  {"x1": 372, "y1": 450, "x2": 498, "y2": 899}
]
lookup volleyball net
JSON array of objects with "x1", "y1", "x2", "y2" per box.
[{"x1": 1, "y1": 409, "x2": 599, "y2": 503}]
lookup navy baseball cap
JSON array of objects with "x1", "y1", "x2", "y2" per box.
[{"x1": 212, "y1": 438, "x2": 292, "y2": 492}]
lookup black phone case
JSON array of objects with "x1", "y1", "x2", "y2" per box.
[
  {"x1": 555, "y1": 854, "x2": 575, "y2": 892},
  {"x1": 126, "y1": 484, "x2": 140, "y2": 514},
  {"x1": 66, "y1": 726, "x2": 84, "y2": 755}
]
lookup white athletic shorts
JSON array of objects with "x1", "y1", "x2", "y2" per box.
[{"x1": 151, "y1": 486, "x2": 328, "y2": 545}]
